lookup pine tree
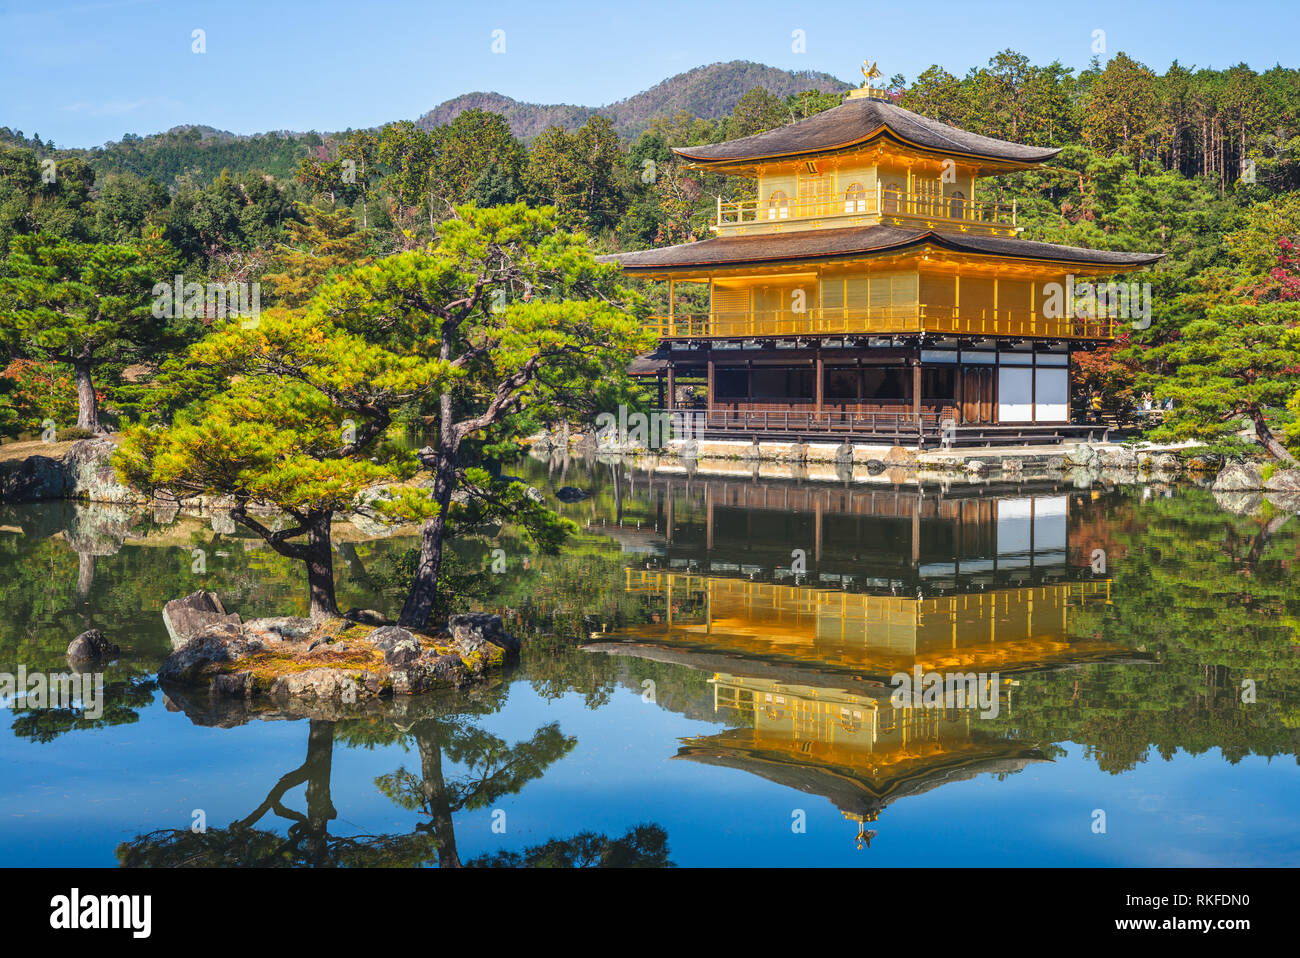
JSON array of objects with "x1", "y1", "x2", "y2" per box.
[
  {"x1": 0, "y1": 234, "x2": 175, "y2": 432},
  {"x1": 263, "y1": 203, "x2": 370, "y2": 308}
]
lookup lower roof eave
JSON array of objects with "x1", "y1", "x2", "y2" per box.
[{"x1": 600, "y1": 225, "x2": 1164, "y2": 277}]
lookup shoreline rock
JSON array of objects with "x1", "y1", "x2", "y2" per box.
[
  {"x1": 162, "y1": 590, "x2": 242, "y2": 651},
  {"x1": 158, "y1": 606, "x2": 520, "y2": 702},
  {"x1": 1263, "y1": 468, "x2": 1300, "y2": 493},
  {"x1": 1212, "y1": 462, "x2": 1265, "y2": 492},
  {"x1": 66, "y1": 628, "x2": 120, "y2": 662},
  {"x1": 0, "y1": 438, "x2": 145, "y2": 504}
]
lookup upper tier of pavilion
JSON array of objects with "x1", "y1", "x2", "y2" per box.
[{"x1": 608, "y1": 90, "x2": 1154, "y2": 245}]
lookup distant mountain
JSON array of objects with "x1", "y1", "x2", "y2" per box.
[
  {"x1": 416, "y1": 60, "x2": 852, "y2": 140},
  {"x1": 162, "y1": 124, "x2": 240, "y2": 141},
  {"x1": 417, "y1": 92, "x2": 594, "y2": 142},
  {"x1": 162, "y1": 124, "x2": 312, "y2": 142},
  {"x1": 45, "y1": 61, "x2": 851, "y2": 187}
]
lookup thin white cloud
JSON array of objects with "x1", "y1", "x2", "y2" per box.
[{"x1": 60, "y1": 96, "x2": 180, "y2": 116}]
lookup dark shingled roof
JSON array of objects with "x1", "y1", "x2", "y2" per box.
[
  {"x1": 597, "y1": 225, "x2": 1163, "y2": 272},
  {"x1": 627, "y1": 345, "x2": 673, "y2": 375},
  {"x1": 675, "y1": 97, "x2": 1061, "y2": 166}
]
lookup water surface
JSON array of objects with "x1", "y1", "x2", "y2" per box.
[{"x1": 1, "y1": 458, "x2": 1298, "y2": 866}]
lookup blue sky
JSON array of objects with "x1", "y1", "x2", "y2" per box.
[{"x1": 2, "y1": 0, "x2": 1298, "y2": 149}]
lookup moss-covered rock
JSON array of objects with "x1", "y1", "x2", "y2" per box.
[{"x1": 158, "y1": 608, "x2": 520, "y2": 702}]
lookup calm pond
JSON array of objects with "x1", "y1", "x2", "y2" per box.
[{"x1": 1, "y1": 453, "x2": 1298, "y2": 867}]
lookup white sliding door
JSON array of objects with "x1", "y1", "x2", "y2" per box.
[
  {"x1": 997, "y1": 367, "x2": 1033, "y2": 422},
  {"x1": 1034, "y1": 368, "x2": 1068, "y2": 422}
]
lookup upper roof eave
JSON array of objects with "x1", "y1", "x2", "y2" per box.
[
  {"x1": 674, "y1": 127, "x2": 1063, "y2": 173},
  {"x1": 672, "y1": 98, "x2": 1062, "y2": 168},
  {"x1": 596, "y1": 226, "x2": 1164, "y2": 276}
]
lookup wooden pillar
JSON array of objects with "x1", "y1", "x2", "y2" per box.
[
  {"x1": 1031, "y1": 354, "x2": 1037, "y2": 425},
  {"x1": 992, "y1": 363, "x2": 999, "y2": 424},
  {"x1": 707, "y1": 350, "x2": 715, "y2": 413},
  {"x1": 1067, "y1": 347, "x2": 1074, "y2": 424},
  {"x1": 815, "y1": 348, "x2": 824, "y2": 413},
  {"x1": 666, "y1": 362, "x2": 676, "y2": 411},
  {"x1": 911, "y1": 354, "x2": 924, "y2": 448},
  {"x1": 657, "y1": 372, "x2": 664, "y2": 411},
  {"x1": 954, "y1": 359, "x2": 964, "y2": 425}
]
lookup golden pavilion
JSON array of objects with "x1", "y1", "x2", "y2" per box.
[{"x1": 603, "y1": 69, "x2": 1161, "y2": 446}]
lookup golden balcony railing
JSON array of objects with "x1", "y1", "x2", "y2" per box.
[
  {"x1": 647, "y1": 305, "x2": 1119, "y2": 340},
  {"x1": 715, "y1": 185, "x2": 1017, "y2": 230}
]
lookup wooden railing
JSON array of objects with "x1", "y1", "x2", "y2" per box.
[
  {"x1": 716, "y1": 185, "x2": 1016, "y2": 229},
  {"x1": 648, "y1": 305, "x2": 1118, "y2": 340},
  {"x1": 691, "y1": 408, "x2": 942, "y2": 440}
]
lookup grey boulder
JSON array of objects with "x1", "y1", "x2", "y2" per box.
[
  {"x1": 66, "y1": 628, "x2": 120, "y2": 662},
  {"x1": 449, "y1": 613, "x2": 521, "y2": 656},
  {"x1": 1212, "y1": 462, "x2": 1264, "y2": 492},
  {"x1": 162, "y1": 590, "x2": 242, "y2": 650}
]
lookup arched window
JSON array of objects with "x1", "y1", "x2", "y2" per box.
[
  {"x1": 947, "y1": 190, "x2": 966, "y2": 220},
  {"x1": 844, "y1": 183, "x2": 867, "y2": 214},
  {"x1": 767, "y1": 190, "x2": 789, "y2": 220}
]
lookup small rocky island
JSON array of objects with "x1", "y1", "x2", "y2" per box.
[{"x1": 159, "y1": 591, "x2": 520, "y2": 701}]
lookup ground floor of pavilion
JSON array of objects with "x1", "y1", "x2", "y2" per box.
[{"x1": 631, "y1": 337, "x2": 1108, "y2": 447}]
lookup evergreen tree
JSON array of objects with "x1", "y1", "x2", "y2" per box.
[
  {"x1": 1146, "y1": 302, "x2": 1300, "y2": 461},
  {"x1": 0, "y1": 234, "x2": 175, "y2": 432},
  {"x1": 263, "y1": 203, "x2": 370, "y2": 308}
]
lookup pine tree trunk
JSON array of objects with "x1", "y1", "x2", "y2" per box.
[
  {"x1": 1253, "y1": 411, "x2": 1297, "y2": 464},
  {"x1": 73, "y1": 360, "x2": 99, "y2": 432},
  {"x1": 398, "y1": 444, "x2": 455, "y2": 629},
  {"x1": 305, "y1": 511, "x2": 339, "y2": 619}
]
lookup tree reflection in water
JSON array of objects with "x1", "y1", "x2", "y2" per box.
[{"x1": 117, "y1": 686, "x2": 672, "y2": 868}]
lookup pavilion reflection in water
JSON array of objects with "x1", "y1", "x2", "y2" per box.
[
  {"x1": 682, "y1": 673, "x2": 1043, "y2": 849},
  {"x1": 590, "y1": 477, "x2": 1125, "y2": 847},
  {"x1": 626, "y1": 570, "x2": 1111, "y2": 676}
]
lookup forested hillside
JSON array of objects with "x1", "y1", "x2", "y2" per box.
[
  {"x1": 89, "y1": 127, "x2": 317, "y2": 185},
  {"x1": 2, "y1": 50, "x2": 1299, "y2": 458}
]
